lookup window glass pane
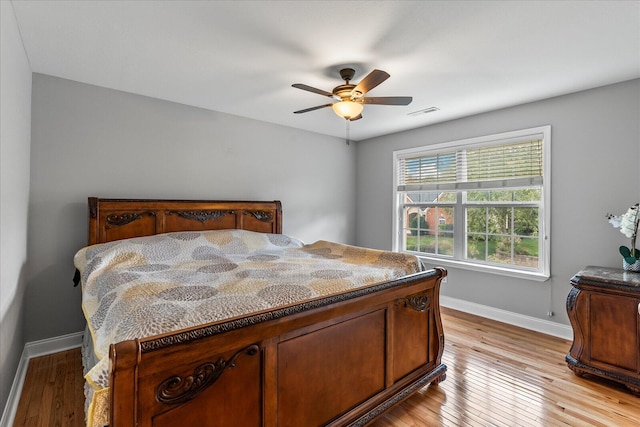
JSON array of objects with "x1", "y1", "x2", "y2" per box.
[
  {"x1": 466, "y1": 207, "x2": 486, "y2": 233},
  {"x1": 467, "y1": 191, "x2": 489, "y2": 201},
  {"x1": 416, "y1": 235, "x2": 434, "y2": 254},
  {"x1": 513, "y1": 207, "x2": 538, "y2": 237},
  {"x1": 436, "y1": 207, "x2": 454, "y2": 230},
  {"x1": 403, "y1": 207, "x2": 426, "y2": 249},
  {"x1": 437, "y1": 192, "x2": 457, "y2": 202},
  {"x1": 489, "y1": 190, "x2": 514, "y2": 202},
  {"x1": 405, "y1": 192, "x2": 439, "y2": 203},
  {"x1": 401, "y1": 205, "x2": 455, "y2": 257},
  {"x1": 405, "y1": 235, "x2": 418, "y2": 251},
  {"x1": 403, "y1": 206, "x2": 434, "y2": 254},
  {"x1": 467, "y1": 234, "x2": 487, "y2": 260},
  {"x1": 404, "y1": 191, "x2": 456, "y2": 203},
  {"x1": 438, "y1": 231, "x2": 454, "y2": 256},
  {"x1": 514, "y1": 188, "x2": 541, "y2": 202},
  {"x1": 488, "y1": 207, "x2": 511, "y2": 234},
  {"x1": 487, "y1": 236, "x2": 512, "y2": 265},
  {"x1": 514, "y1": 237, "x2": 539, "y2": 268},
  {"x1": 437, "y1": 207, "x2": 454, "y2": 256}
]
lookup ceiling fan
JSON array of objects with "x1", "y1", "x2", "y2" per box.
[{"x1": 292, "y1": 68, "x2": 412, "y2": 121}]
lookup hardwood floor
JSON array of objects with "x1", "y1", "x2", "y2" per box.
[
  {"x1": 13, "y1": 346, "x2": 84, "y2": 426},
  {"x1": 371, "y1": 308, "x2": 640, "y2": 427},
  {"x1": 13, "y1": 307, "x2": 640, "y2": 426}
]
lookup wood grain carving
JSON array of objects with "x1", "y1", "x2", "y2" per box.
[
  {"x1": 167, "y1": 210, "x2": 234, "y2": 223},
  {"x1": 244, "y1": 210, "x2": 273, "y2": 222},
  {"x1": 566, "y1": 286, "x2": 579, "y2": 312},
  {"x1": 105, "y1": 213, "x2": 147, "y2": 227},
  {"x1": 156, "y1": 344, "x2": 260, "y2": 405},
  {"x1": 396, "y1": 293, "x2": 430, "y2": 312}
]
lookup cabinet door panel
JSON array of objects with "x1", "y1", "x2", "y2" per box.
[
  {"x1": 277, "y1": 310, "x2": 386, "y2": 426},
  {"x1": 589, "y1": 293, "x2": 638, "y2": 371}
]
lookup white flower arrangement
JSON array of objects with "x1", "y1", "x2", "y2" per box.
[{"x1": 606, "y1": 203, "x2": 639, "y2": 264}]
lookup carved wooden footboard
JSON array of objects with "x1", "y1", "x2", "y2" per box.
[
  {"x1": 83, "y1": 198, "x2": 447, "y2": 426},
  {"x1": 109, "y1": 268, "x2": 446, "y2": 427}
]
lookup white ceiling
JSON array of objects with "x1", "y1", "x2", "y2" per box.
[{"x1": 10, "y1": 0, "x2": 640, "y2": 141}]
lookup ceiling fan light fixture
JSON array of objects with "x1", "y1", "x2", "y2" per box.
[
  {"x1": 293, "y1": 68, "x2": 406, "y2": 121},
  {"x1": 332, "y1": 101, "x2": 363, "y2": 120}
]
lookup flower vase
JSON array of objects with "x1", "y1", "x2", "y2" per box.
[{"x1": 623, "y1": 259, "x2": 640, "y2": 272}]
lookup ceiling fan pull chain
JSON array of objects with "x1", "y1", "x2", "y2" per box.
[{"x1": 346, "y1": 119, "x2": 350, "y2": 146}]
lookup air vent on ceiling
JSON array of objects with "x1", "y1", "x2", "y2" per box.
[{"x1": 407, "y1": 107, "x2": 440, "y2": 116}]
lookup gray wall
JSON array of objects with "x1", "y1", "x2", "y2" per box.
[
  {"x1": 355, "y1": 79, "x2": 640, "y2": 326},
  {"x1": 0, "y1": 1, "x2": 32, "y2": 416},
  {"x1": 8, "y1": 66, "x2": 640, "y2": 417},
  {"x1": 26, "y1": 74, "x2": 356, "y2": 342}
]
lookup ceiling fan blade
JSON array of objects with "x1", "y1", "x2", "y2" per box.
[
  {"x1": 352, "y1": 69, "x2": 390, "y2": 97},
  {"x1": 293, "y1": 104, "x2": 333, "y2": 114},
  {"x1": 348, "y1": 114, "x2": 363, "y2": 121},
  {"x1": 292, "y1": 84, "x2": 334, "y2": 97},
  {"x1": 362, "y1": 96, "x2": 413, "y2": 105}
]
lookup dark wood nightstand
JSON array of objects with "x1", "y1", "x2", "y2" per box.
[{"x1": 566, "y1": 266, "x2": 640, "y2": 395}]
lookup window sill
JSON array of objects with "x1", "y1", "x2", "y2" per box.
[{"x1": 415, "y1": 255, "x2": 550, "y2": 282}]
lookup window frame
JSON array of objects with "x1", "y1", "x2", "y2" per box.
[{"x1": 392, "y1": 126, "x2": 551, "y2": 281}]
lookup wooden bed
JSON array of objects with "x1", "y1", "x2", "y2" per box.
[{"x1": 82, "y1": 197, "x2": 447, "y2": 427}]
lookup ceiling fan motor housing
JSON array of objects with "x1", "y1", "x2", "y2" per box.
[{"x1": 333, "y1": 84, "x2": 357, "y2": 100}]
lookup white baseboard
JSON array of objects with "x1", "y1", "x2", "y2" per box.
[
  {"x1": 0, "y1": 331, "x2": 83, "y2": 427},
  {"x1": 0, "y1": 347, "x2": 29, "y2": 427},
  {"x1": 24, "y1": 330, "x2": 84, "y2": 359},
  {"x1": 440, "y1": 295, "x2": 574, "y2": 341}
]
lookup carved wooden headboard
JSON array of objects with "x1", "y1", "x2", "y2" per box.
[{"x1": 87, "y1": 197, "x2": 282, "y2": 245}]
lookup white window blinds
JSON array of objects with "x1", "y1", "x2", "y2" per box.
[{"x1": 396, "y1": 137, "x2": 543, "y2": 192}]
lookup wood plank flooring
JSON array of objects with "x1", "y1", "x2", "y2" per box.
[
  {"x1": 13, "y1": 346, "x2": 84, "y2": 426},
  {"x1": 371, "y1": 308, "x2": 640, "y2": 427},
  {"x1": 13, "y1": 307, "x2": 640, "y2": 426}
]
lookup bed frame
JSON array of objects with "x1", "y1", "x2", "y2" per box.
[{"x1": 86, "y1": 197, "x2": 447, "y2": 427}]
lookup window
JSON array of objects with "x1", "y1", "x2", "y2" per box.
[{"x1": 393, "y1": 126, "x2": 550, "y2": 281}]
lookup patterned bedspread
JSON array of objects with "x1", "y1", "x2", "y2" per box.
[{"x1": 75, "y1": 229, "x2": 423, "y2": 426}]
